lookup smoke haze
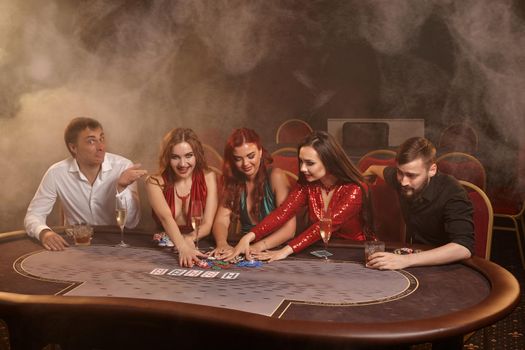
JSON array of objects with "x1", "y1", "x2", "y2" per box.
[{"x1": 1, "y1": 0, "x2": 524, "y2": 232}]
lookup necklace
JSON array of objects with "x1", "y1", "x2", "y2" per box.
[
  {"x1": 320, "y1": 182, "x2": 337, "y2": 193},
  {"x1": 175, "y1": 187, "x2": 191, "y2": 212}
]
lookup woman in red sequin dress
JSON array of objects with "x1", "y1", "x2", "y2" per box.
[
  {"x1": 223, "y1": 130, "x2": 373, "y2": 262},
  {"x1": 146, "y1": 128, "x2": 218, "y2": 267}
]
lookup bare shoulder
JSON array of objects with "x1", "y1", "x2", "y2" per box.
[
  {"x1": 204, "y1": 169, "x2": 218, "y2": 183},
  {"x1": 269, "y1": 167, "x2": 287, "y2": 182},
  {"x1": 269, "y1": 167, "x2": 291, "y2": 191}
]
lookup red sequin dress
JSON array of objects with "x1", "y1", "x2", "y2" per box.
[
  {"x1": 153, "y1": 170, "x2": 208, "y2": 232},
  {"x1": 252, "y1": 181, "x2": 366, "y2": 253}
]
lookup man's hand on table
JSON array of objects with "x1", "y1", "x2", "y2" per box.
[
  {"x1": 366, "y1": 252, "x2": 410, "y2": 270},
  {"x1": 40, "y1": 229, "x2": 69, "y2": 251}
]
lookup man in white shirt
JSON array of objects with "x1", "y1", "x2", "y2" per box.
[{"x1": 24, "y1": 117, "x2": 148, "y2": 251}]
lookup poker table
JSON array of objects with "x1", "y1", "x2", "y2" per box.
[{"x1": 0, "y1": 227, "x2": 519, "y2": 350}]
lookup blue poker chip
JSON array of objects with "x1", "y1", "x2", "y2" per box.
[{"x1": 236, "y1": 260, "x2": 263, "y2": 268}]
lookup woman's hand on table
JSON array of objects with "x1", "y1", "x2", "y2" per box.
[
  {"x1": 209, "y1": 243, "x2": 234, "y2": 258},
  {"x1": 221, "y1": 233, "x2": 254, "y2": 261},
  {"x1": 177, "y1": 242, "x2": 207, "y2": 267},
  {"x1": 251, "y1": 246, "x2": 293, "y2": 262}
]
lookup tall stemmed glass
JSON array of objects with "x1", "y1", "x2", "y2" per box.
[
  {"x1": 191, "y1": 200, "x2": 203, "y2": 250},
  {"x1": 319, "y1": 207, "x2": 332, "y2": 261},
  {"x1": 115, "y1": 197, "x2": 129, "y2": 247}
]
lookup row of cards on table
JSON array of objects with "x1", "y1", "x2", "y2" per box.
[{"x1": 150, "y1": 268, "x2": 240, "y2": 280}]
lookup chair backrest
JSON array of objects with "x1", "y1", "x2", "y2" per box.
[
  {"x1": 367, "y1": 179, "x2": 406, "y2": 243},
  {"x1": 357, "y1": 150, "x2": 401, "y2": 242},
  {"x1": 275, "y1": 119, "x2": 313, "y2": 145},
  {"x1": 436, "y1": 152, "x2": 486, "y2": 191},
  {"x1": 438, "y1": 123, "x2": 478, "y2": 155},
  {"x1": 459, "y1": 180, "x2": 493, "y2": 260},
  {"x1": 342, "y1": 122, "x2": 390, "y2": 157},
  {"x1": 357, "y1": 149, "x2": 397, "y2": 173},
  {"x1": 210, "y1": 167, "x2": 223, "y2": 196},
  {"x1": 271, "y1": 147, "x2": 299, "y2": 175},
  {"x1": 489, "y1": 186, "x2": 524, "y2": 216},
  {"x1": 203, "y1": 144, "x2": 224, "y2": 174}
]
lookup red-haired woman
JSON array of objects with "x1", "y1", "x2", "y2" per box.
[
  {"x1": 146, "y1": 128, "x2": 218, "y2": 267},
  {"x1": 223, "y1": 131, "x2": 373, "y2": 262},
  {"x1": 212, "y1": 128, "x2": 296, "y2": 257}
]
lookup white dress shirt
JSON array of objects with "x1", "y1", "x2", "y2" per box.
[{"x1": 24, "y1": 152, "x2": 141, "y2": 240}]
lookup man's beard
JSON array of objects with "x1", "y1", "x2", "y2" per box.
[{"x1": 400, "y1": 178, "x2": 430, "y2": 201}]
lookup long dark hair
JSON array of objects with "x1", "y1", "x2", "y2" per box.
[
  {"x1": 298, "y1": 131, "x2": 374, "y2": 237},
  {"x1": 221, "y1": 128, "x2": 272, "y2": 221}
]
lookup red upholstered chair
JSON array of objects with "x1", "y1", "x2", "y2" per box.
[
  {"x1": 203, "y1": 143, "x2": 224, "y2": 193},
  {"x1": 357, "y1": 150, "x2": 403, "y2": 242},
  {"x1": 275, "y1": 119, "x2": 313, "y2": 145},
  {"x1": 367, "y1": 179, "x2": 406, "y2": 243},
  {"x1": 202, "y1": 143, "x2": 223, "y2": 176},
  {"x1": 438, "y1": 123, "x2": 478, "y2": 155},
  {"x1": 357, "y1": 150, "x2": 397, "y2": 174},
  {"x1": 436, "y1": 152, "x2": 487, "y2": 191},
  {"x1": 271, "y1": 147, "x2": 299, "y2": 176},
  {"x1": 492, "y1": 195, "x2": 525, "y2": 269},
  {"x1": 459, "y1": 181, "x2": 494, "y2": 260}
]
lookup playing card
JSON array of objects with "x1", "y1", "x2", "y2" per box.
[
  {"x1": 149, "y1": 268, "x2": 169, "y2": 275},
  {"x1": 310, "y1": 250, "x2": 333, "y2": 258},
  {"x1": 200, "y1": 271, "x2": 220, "y2": 278},
  {"x1": 221, "y1": 272, "x2": 240, "y2": 280},
  {"x1": 183, "y1": 270, "x2": 203, "y2": 277}
]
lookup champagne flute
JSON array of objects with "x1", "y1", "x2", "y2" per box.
[
  {"x1": 191, "y1": 200, "x2": 203, "y2": 250},
  {"x1": 115, "y1": 197, "x2": 129, "y2": 247},
  {"x1": 319, "y1": 208, "x2": 332, "y2": 261}
]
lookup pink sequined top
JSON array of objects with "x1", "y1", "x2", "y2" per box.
[{"x1": 252, "y1": 181, "x2": 366, "y2": 253}]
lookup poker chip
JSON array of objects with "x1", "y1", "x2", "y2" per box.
[
  {"x1": 153, "y1": 232, "x2": 174, "y2": 247},
  {"x1": 193, "y1": 257, "x2": 264, "y2": 270},
  {"x1": 196, "y1": 260, "x2": 210, "y2": 269},
  {"x1": 236, "y1": 260, "x2": 263, "y2": 268}
]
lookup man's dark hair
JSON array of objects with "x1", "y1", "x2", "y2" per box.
[
  {"x1": 64, "y1": 117, "x2": 103, "y2": 156},
  {"x1": 396, "y1": 137, "x2": 436, "y2": 168}
]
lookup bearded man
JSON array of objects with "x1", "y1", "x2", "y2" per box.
[{"x1": 363, "y1": 137, "x2": 474, "y2": 270}]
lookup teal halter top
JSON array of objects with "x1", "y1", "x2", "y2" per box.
[{"x1": 239, "y1": 178, "x2": 276, "y2": 234}]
